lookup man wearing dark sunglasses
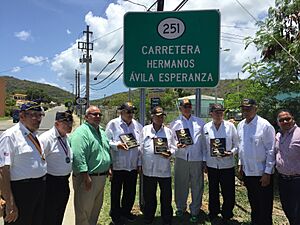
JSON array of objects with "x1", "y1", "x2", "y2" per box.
[
  {"x1": 237, "y1": 99, "x2": 275, "y2": 225},
  {"x1": 275, "y1": 109, "x2": 300, "y2": 225},
  {"x1": 105, "y1": 102, "x2": 142, "y2": 225},
  {"x1": 169, "y1": 98, "x2": 206, "y2": 223},
  {"x1": 70, "y1": 105, "x2": 111, "y2": 225},
  {"x1": 0, "y1": 101, "x2": 46, "y2": 225},
  {"x1": 39, "y1": 111, "x2": 73, "y2": 225}
]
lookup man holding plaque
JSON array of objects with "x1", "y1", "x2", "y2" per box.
[
  {"x1": 237, "y1": 99, "x2": 275, "y2": 225},
  {"x1": 169, "y1": 98, "x2": 205, "y2": 223},
  {"x1": 105, "y1": 102, "x2": 143, "y2": 225},
  {"x1": 39, "y1": 110, "x2": 73, "y2": 225},
  {"x1": 140, "y1": 106, "x2": 176, "y2": 225},
  {"x1": 203, "y1": 104, "x2": 238, "y2": 224}
]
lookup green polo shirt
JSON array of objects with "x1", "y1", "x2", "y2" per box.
[{"x1": 70, "y1": 122, "x2": 111, "y2": 174}]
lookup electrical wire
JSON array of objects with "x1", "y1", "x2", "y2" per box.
[{"x1": 234, "y1": 0, "x2": 300, "y2": 67}]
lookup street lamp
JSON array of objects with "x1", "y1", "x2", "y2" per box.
[
  {"x1": 94, "y1": 59, "x2": 116, "y2": 80},
  {"x1": 215, "y1": 48, "x2": 231, "y2": 103}
]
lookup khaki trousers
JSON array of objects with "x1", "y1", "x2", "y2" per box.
[{"x1": 73, "y1": 175, "x2": 106, "y2": 225}]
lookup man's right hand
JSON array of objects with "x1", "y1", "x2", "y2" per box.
[
  {"x1": 177, "y1": 143, "x2": 186, "y2": 149},
  {"x1": 117, "y1": 143, "x2": 128, "y2": 151},
  {"x1": 4, "y1": 200, "x2": 18, "y2": 223},
  {"x1": 83, "y1": 174, "x2": 92, "y2": 191}
]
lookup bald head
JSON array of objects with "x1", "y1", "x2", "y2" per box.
[{"x1": 85, "y1": 106, "x2": 102, "y2": 128}]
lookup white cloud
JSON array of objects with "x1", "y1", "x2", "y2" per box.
[
  {"x1": 14, "y1": 30, "x2": 31, "y2": 41},
  {"x1": 67, "y1": 29, "x2": 71, "y2": 34},
  {"x1": 21, "y1": 56, "x2": 48, "y2": 65},
  {"x1": 37, "y1": 78, "x2": 60, "y2": 88},
  {"x1": 11, "y1": 67, "x2": 21, "y2": 73},
  {"x1": 51, "y1": 0, "x2": 275, "y2": 97}
]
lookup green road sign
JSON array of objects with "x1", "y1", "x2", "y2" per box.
[{"x1": 123, "y1": 10, "x2": 220, "y2": 88}]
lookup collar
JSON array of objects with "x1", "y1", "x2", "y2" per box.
[
  {"x1": 180, "y1": 114, "x2": 192, "y2": 121},
  {"x1": 119, "y1": 116, "x2": 132, "y2": 127},
  {"x1": 19, "y1": 122, "x2": 37, "y2": 136},
  {"x1": 245, "y1": 115, "x2": 258, "y2": 125},
  {"x1": 151, "y1": 123, "x2": 164, "y2": 133},
  {"x1": 280, "y1": 124, "x2": 297, "y2": 135}
]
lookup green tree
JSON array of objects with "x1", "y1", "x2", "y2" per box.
[{"x1": 243, "y1": 0, "x2": 300, "y2": 94}]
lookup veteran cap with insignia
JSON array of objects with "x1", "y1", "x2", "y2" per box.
[
  {"x1": 20, "y1": 101, "x2": 43, "y2": 112},
  {"x1": 55, "y1": 110, "x2": 73, "y2": 122},
  {"x1": 210, "y1": 103, "x2": 226, "y2": 112},
  {"x1": 179, "y1": 98, "x2": 192, "y2": 106},
  {"x1": 118, "y1": 102, "x2": 137, "y2": 111},
  {"x1": 151, "y1": 106, "x2": 166, "y2": 116},
  {"x1": 240, "y1": 98, "x2": 257, "y2": 107}
]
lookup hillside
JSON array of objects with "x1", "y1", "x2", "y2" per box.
[
  {"x1": 1, "y1": 76, "x2": 73, "y2": 103},
  {"x1": 91, "y1": 79, "x2": 246, "y2": 106}
]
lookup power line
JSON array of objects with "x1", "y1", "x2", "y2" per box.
[
  {"x1": 90, "y1": 72, "x2": 123, "y2": 91},
  {"x1": 234, "y1": 0, "x2": 300, "y2": 67},
  {"x1": 91, "y1": 62, "x2": 123, "y2": 86}
]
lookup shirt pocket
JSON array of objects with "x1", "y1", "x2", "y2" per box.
[{"x1": 15, "y1": 142, "x2": 33, "y2": 155}]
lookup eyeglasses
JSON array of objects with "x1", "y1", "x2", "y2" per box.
[
  {"x1": 278, "y1": 117, "x2": 292, "y2": 123},
  {"x1": 25, "y1": 112, "x2": 45, "y2": 119},
  {"x1": 88, "y1": 112, "x2": 102, "y2": 117},
  {"x1": 125, "y1": 110, "x2": 134, "y2": 114}
]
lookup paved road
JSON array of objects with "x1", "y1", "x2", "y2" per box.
[{"x1": 0, "y1": 106, "x2": 76, "y2": 225}]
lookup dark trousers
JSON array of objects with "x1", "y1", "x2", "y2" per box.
[
  {"x1": 43, "y1": 174, "x2": 70, "y2": 225},
  {"x1": 4, "y1": 176, "x2": 46, "y2": 225},
  {"x1": 143, "y1": 175, "x2": 173, "y2": 224},
  {"x1": 243, "y1": 175, "x2": 273, "y2": 225},
  {"x1": 278, "y1": 175, "x2": 300, "y2": 225},
  {"x1": 207, "y1": 167, "x2": 235, "y2": 220},
  {"x1": 110, "y1": 170, "x2": 137, "y2": 222}
]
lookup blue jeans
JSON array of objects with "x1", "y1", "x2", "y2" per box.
[{"x1": 278, "y1": 174, "x2": 300, "y2": 225}]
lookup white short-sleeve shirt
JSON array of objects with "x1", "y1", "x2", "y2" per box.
[
  {"x1": 39, "y1": 127, "x2": 73, "y2": 176},
  {"x1": 0, "y1": 123, "x2": 47, "y2": 181}
]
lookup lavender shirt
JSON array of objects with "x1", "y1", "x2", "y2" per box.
[{"x1": 275, "y1": 125, "x2": 300, "y2": 175}]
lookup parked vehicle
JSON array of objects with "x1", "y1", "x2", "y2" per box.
[{"x1": 12, "y1": 110, "x2": 20, "y2": 123}]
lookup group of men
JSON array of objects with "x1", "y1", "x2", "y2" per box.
[{"x1": 0, "y1": 97, "x2": 299, "y2": 225}]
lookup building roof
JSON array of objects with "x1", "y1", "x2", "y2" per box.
[{"x1": 178, "y1": 94, "x2": 224, "y2": 101}]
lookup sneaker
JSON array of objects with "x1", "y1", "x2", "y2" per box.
[
  {"x1": 189, "y1": 215, "x2": 199, "y2": 223},
  {"x1": 175, "y1": 210, "x2": 184, "y2": 217},
  {"x1": 123, "y1": 213, "x2": 137, "y2": 222}
]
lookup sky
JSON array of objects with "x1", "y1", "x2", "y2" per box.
[{"x1": 0, "y1": 0, "x2": 275, "y2": 100}]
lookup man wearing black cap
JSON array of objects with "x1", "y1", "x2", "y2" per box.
[
  {"x1": 0, "y1": 101, "x2": 46, "y2": 225},
  {"x1": 39, "y1": 110, "x2": 73, "y2": 225},
  {"x1": 237, "y1": 99, "x2": 275, "y2": 225},
  {"x1": 140, "y1": 106, "x2": 176, "y2": 225},
  {"x1": 169, "y1": 98, "x2": 205, "y2": 223},
  {"x1": 105, "y1": 102, "x2": 143, "y2": 225},
  {"x1": 203, "y1": 104, "x2": 238, "y2": 224}
]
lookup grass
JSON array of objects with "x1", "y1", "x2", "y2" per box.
[
  {"x1": 0, "y1": 116, "x2": 10, "y2": 121},
  {"x1": 97, "y1": 162, "x2": 289, "y2": 225}
]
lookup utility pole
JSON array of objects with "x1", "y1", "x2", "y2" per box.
[
  {"x1": 75, "y1": 69, "x2": 78, "y2": 99},
  {"x1": 78, "y1": 25, "x2": 93, "y2": 107}
]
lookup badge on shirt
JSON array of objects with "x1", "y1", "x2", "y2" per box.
[
  {"x1": 210, "y1": 138, "x2": 226, "y2": 157},
  {"x1": 175, "y1": 128, "x2": 193, "y2": 145},
  {"x1": 119, "y1": 133, "x2": 139, "y2": 149}
]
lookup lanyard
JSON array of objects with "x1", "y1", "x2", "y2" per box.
[
  {"x1": 57, "y1": 136, "x2": 69, "y2": 157},
  {"x1": 27, "y1": 133, "x2": 45, "y2": 160}
]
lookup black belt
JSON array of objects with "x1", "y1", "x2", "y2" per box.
[
  {"x1": 11, "y1": 175, "x2": 46, "y2": 183},
  {"x1": 46, "y1": 173, "x2": 70, "y2": 179},
  {"x1": 279, "y1": 173, "x2": 300, "y2": 180},
  {"x1": 89, "y1": 171, "x2": 108, "y2": 176}
]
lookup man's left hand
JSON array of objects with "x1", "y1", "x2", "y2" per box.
[{"x1": 260, "y1": 173, "x2": 271, "y2": 187}]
